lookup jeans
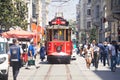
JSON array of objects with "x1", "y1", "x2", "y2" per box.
[
  {"x1": 103, "y1": 53, "x2": 109, "y2": 66},
  {"x1": 110, "y1": 56, "x2": 117, "y2": 71}
]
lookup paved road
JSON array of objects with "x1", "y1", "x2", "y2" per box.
[{"x1": 8, "y1": 55, "x2": 120, "y2": 80}]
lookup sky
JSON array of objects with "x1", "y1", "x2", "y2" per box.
[{"x1": 48, "y1": 0, "x2": 79, "y2": 21}]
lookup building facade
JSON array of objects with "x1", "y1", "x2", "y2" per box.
[
  {"x1": 77, "y1": 0, "x2": 120, "y2": 43},
  {"x1": 105, "y1": 0, "x2": 120, "y2": 42},
  {"x1": 76, "y1": 0, "x2": 92, "y2": 44},
  {"x1": 26, "y1": 0, "x2": 51, "y2": 31}
]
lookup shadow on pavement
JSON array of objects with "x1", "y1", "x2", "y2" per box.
[{"x1": 92, "y1": 66, "x2": 120, "y2": 80}]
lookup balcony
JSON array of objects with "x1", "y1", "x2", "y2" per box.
[{"x1": 111, "y1": 0, "x2": 120, "y2": 14}]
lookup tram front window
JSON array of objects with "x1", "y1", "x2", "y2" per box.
[
  {"x1": 54, "y1": 31, "x2": 58, "y2": 39},
  {"x1": 53, "y1": 29, "x2": 64, "y2": 41},
  {"x1": 59, "y1": 30, "x2": 64, "y2": 40},
  {"x1": 54, "y1": 29, "x2": 58, "y2": 40}
]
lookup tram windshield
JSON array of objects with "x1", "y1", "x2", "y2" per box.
[
  {"x1": 54, "y1": 30, "x2": 64, "y2": 40},
  {"x1": 47, "y1": 28, "x2": 71, "y2": 41}
]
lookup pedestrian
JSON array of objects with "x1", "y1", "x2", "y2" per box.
[
  {"x1": 98, "y1": 42, "x2": 104, "y2": 63},
  {"x1": 109, "y1": 40, "x2": 118, "y2": 72},
  {"x1": 91, "y1": 40, "x2": 96, "y2": 48},
  {"x1": 90, "y1": 40, "x2": 97, "y2": 66},
  {"x1": 113, "y1": 41, "x2": 119, "y2": 65},
  {"x1": 8, "y1": 38, "x2": 22, "y2": 80},
  {"x1": 103, "y1": 41, "x2": 109, "y2": 66},
  {"x1": 40, "y1": 43, "x2": 46, "y2": 61},
  {"x1": 93, "y1": 43, "x2": 100, "y2": 70},
  {"x1": 84, "y1": 44, "x2": 94, "y2": 69},
  {"x1": 25, "y1": 41, "x2": 39, "y2": 69},
  {"x1": 79, "y1": 44, "x2": 83, "y2": 56},
  {"x1": 117, "y1": 46, "x2": 120, "y2": 65}
]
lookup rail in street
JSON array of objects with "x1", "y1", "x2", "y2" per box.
[{"x1": 8, "y1": 55, "x2": 120, "y2": 80}]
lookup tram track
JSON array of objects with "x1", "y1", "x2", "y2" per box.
[
  {"x1": 44, "y1": 64, "x2": 53, "y2": 80},
  {"x1": 28, "y1": 66, "x2": 42, "y2": 80},
  {"x1": 65, "y1": 64, "x2": 72, "y2": 80},
  {"x1": 74, "y1": 62, "x2": 88, "y2": 80},
  {"x1": 43, "y1": 64, "x2": 72, "y2": 80}
]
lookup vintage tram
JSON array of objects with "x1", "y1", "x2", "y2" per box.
[{"x1": 46, "y1": 16, "x2": 73, "y2": 64}]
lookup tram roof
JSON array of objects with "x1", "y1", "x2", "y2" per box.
[{"x1": 46, "y1": 25, "x2": 71, "y2": 29}]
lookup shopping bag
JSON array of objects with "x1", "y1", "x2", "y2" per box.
[{"x1": 28, "y1": 57, "x2": 35, "y2": 65}]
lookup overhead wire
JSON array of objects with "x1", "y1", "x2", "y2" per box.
[{"x1": 48, "y1": 0, "x2": 76, "y2": 20}]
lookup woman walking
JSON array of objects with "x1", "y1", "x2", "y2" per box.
[
  {"x1": 84, "y1": 44, "x2": 94, "y2": 69},
  {"x1": 40, "y1": 43, "x2": 46, "y2": 61}
]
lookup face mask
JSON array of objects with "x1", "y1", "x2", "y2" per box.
[{"x1": 104, "y1": 45, "x2": 106, "y2": 47}]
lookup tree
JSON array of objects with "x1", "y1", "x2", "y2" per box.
[
  {"x1": 0, "y1": 0, "x2": 28, "y2": 30},
  {"x1": 89, "y1": 27, "x2": 97, "y2": 43}
]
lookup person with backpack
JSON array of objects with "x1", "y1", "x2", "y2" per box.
[{"x1": 8, "y1": 39, "x2": 22, "y2": 80}]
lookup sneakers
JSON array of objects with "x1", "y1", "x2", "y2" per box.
[
  {"x1": 36, "y1": 66, "x2": 40, "y2": 69},
  {"x1": 25, "y1": 67, "x2": 30, "y2": 69},
  {"x1": 111, "y1": 66, "x2": 116, "y2": 72}
]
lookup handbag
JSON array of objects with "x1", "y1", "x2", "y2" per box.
[{"x1": 28, "y1": 57, "x2": 35, "y2": 65}]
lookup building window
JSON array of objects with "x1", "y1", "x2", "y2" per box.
[
  {"x1": 88, "y1": 0, "x2": 91, "y2": 4},
  {"x1": 87, "y1": 9, "x2": 91, "y2": 15},
  {"x1": 118, "y1": 0, "x2": 120, "y2": 4},
  {"x1": 87, "y1": 21, "x2": 91, "y2": 28},
  {"x1": 96, "y1": 5, "x2": 99, "y2": 18}
]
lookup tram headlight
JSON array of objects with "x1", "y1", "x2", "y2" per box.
[{"x1": 56, "y1": 46, "x2": 62, "y2": 52}]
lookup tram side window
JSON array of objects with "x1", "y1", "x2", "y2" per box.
[
  {"x1": 49, "y1": 29, "x2": 52, "y2": 41},
  {"x1": 47, "y1": 29, "x2": 52, "y2": 41},
  {"x1": 66, "y1": 30, "x2": 68, "y2": 41}
]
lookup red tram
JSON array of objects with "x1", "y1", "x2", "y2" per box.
[{"x1": 46, "y1": 17, "x2": 73, "y2": 64}]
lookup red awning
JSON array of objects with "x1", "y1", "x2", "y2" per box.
[{"x1": 2, "y1": 29, "x2": 36, "y2": 39}]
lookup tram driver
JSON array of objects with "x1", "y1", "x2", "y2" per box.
[{"x1": 54, "y1": 32, "x2": 58, "y2": 40}]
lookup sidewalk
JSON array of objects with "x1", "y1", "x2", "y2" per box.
[{"x1": 76, "y1": 55, "x2": 120, "y2": 80}]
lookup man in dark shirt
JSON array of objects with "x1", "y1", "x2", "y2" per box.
[{"x1": 8, "y1": 38, "x2": 22, "y2": 80}]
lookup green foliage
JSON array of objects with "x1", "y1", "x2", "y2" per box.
[
  {"x1": 0, "y1": 0, "x2": 28, "y2": 30},
  {"x1": 89, "y1": 27, "x2": 97, "y2": 43}
]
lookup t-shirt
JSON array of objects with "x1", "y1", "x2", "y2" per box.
[
  {"x1": 104, "y1": 45, "x2": 109, "y2": 54},
  {"x1": 109, "y1": 45, "x2": 116, "y2": 56},
  {"x1": 28, "y1": 44, "x2": 35, "y2": 56}
]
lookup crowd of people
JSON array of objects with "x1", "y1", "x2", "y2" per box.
[
  {"x1": 78, "y1": 40, "x2": 120, "y2": 72},
  {"x1": 8, "y1": 38, "x2": 120, "y2": 80}
]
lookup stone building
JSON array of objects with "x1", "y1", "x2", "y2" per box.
[
  {"x1": 76, "y1": 0, "x2": 92, "y2": 44},
  {"x1": 105, "y1": 0, "x2": 120, "y2": 42}
]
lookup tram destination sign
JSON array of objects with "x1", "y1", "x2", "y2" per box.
[{"x1": 49, "y1": 17, "x2": 69, "y2": 26}]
